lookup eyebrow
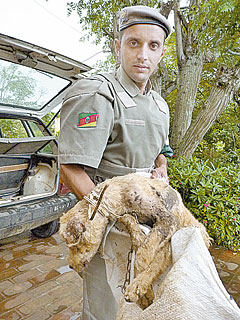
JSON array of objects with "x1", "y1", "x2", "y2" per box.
[
  {"x1": 125, "y1": 36, "x2": 139, "y2": 42},
  {"x1": 125, "y1": 36, "x2": 162, "y2": 44}
]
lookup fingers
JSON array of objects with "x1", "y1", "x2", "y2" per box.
[{"x1": 151, "y1": 168, "x2": 169, "y2": 184}]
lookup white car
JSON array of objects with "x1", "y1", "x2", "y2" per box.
[{"x1": 0, "y1": 33, "x2": 90, "y2": 239}]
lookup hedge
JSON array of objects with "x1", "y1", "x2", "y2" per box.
[{"x1": 167, "y1": 157, "x2": 240, "y2": 251}]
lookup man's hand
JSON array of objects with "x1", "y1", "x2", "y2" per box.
[
  {"x1": 151, "y1": 166, "x2": 169, "y2": 183},
  {"x1": 151, "y1": 154, "x2": 169, "y2": 184}
]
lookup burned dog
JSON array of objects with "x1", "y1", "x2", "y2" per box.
[{"x1": 60, "y1": 173, "x2": 210, "y2": 308}]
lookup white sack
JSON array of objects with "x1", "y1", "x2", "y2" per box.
[{"x1": 116, "y1": 227, "x2": 240, "y2": 320}]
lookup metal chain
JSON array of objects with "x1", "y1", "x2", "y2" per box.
[{"x1": 121, "y1": 246, "x2": 133, "y2": 294}]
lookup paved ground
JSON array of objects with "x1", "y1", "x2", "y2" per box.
[
  {"x1": 0, "y1": 232, "x2": 83, "y2": 320},
  {"x1": 0, "y1": 231, "x2": 239, "y2": 320}
]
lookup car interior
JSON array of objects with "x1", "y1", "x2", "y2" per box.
[{"x1": 0, "y1": 116, "x2": 58, "y2": 206}]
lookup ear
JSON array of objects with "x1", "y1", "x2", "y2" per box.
[
  {"x1": 114, "y1": 39, "x2": 121, "y2": 59},
  {"x1": 159, "y1": 47, "x2": 166, "y2": 63}
]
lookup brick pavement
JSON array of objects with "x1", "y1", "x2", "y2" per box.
[
  {"x1": 0, "y1": 231, "x2": 239, "y2": 319},
  {"x1": 209, "y1": 245, "x2": 240, "y2": 307},
  {"x1": 0, "y1": 232, "x2": 83, "y2": 320}
]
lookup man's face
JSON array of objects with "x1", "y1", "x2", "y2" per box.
[{"x1": 115, "y1": 24, "x2": 166, "y2": 93}]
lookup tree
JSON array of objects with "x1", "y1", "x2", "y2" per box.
[
  {"x1": 195, "y1": 100, "x2": 240, "y2": 165},
  {"x1": 0, "y1": 61, "x2": 53, "y2": 137},
  {"x1": 170, "y1": 0, "x2": 240, "y2": 157},
  {"x1": 67, "y1": 0, "x2": 240, "y2": 158},
  {"x1": 0, "y1": 62, "x2": 37, "y2": 107}
]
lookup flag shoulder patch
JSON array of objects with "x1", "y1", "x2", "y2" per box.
[{"x1": 77, "y1": 113, "x2": 99, "y2": 128}]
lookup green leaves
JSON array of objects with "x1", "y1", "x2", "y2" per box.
[
  {"x1": 219, "y1": 0, "x2": 235, "y2": 12},
  {"x1": 0, "y1": 62, "x2": 39, "y2": 108},
  {"x1": 191, "y1": 0, "x2": 240, "y2": 63},
  {"x1": 168, "y1": 156, "x2": 240, "y2": 251},
  {"x1": 195, "y1": 101, "x2": 240, "y2": 166}
]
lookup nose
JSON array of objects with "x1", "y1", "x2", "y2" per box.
[{"x1": 137, "y1": 44, "x2": 148, "y2": 62}]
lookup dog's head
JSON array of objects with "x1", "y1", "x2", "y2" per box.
[{"x1": 60, "y1": 211, "x2": 88, "y2": 271}]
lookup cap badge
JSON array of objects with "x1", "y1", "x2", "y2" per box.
[{"x1": 121, "y1": 9, "x2": 128, "y2": 23}]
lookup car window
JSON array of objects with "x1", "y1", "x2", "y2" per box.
[
  {"x1": 28, "y1": 121, "x2": 44, "y2": 137},
  {"x1": 0, "y1": 118, "x2": 54, "y2": 154},
  {"x1": 0, "y1": 119, "x2": 28, "y2": 138},
  {"x1": 28, "y1": 121, "x2": 53, "y2": 154},
  {"x1": 0, "y1": 60, "x2": 70, "y2": 112}
]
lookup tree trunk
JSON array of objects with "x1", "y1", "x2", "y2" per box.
[
  {"x1": 151, "y1": 60, "x2": 177, "y2": 99},
  {"x1": 170, "y1": 53, "x2": 204, "y2": 153},
  {"x1": 170, "y1": 1, "x2": 204, "y2": 153},
  {"x1": 176, "y1": 64, "x2": 240, "y2": 158}
]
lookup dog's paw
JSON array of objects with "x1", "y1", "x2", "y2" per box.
[
  {"x1": 124, "y1": 278, "x2": 150, "y2": 302},
  {"x1": 137, "y1": 288, "x2": 154, "y2": 309}
]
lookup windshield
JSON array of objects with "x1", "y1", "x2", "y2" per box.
[{"x1": 0, "y1": 59, "x2": 70, "y2": 111}]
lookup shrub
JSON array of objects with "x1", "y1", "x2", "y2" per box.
[{"x1": 167, "y1": 157, "x2": 240, "y2": 251}]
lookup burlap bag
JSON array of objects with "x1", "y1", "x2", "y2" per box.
[{"x1": 115, "y1": 228, "x2": 240, "y2": 320}]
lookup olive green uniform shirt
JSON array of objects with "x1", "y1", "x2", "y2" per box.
[{"x1": 59, "y1": 66, "x2": 172, "y2": 181}]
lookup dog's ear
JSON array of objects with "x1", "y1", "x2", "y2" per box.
[
  {"x1": 64, "y1": 217, "x2": 86, "y2": 245},
  {"x1": 67, "y1": 216, "x2": 86, "y2": 233}
]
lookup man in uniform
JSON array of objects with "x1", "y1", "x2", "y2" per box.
[{"x1": 59, "y1": 5, "x2": 173, "y2": 319}]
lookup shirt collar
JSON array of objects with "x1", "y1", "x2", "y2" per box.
[{"x1": 115, "y1": 66, "x2": 152, "y2": 97}]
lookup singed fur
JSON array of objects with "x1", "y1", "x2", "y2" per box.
[{"x1": 60, "y1": 173, "x2": 210, "y2": 308}]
